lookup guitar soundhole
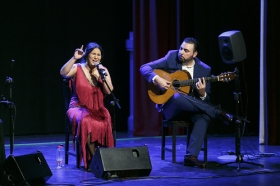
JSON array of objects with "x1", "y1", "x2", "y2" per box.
[{"x1": 172, "y1": 80, "x2": 180, "y2": 88}]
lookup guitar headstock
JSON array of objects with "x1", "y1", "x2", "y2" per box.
[{"x1": 218, "y1": 72, "x2": 236, "y2": 82}]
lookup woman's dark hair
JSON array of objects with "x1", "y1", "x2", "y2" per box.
[
  {"x1": 183, "y1": 37, "x2": 200, "y2": 52},
  {"x1": 81, "y1": 42, "x2": 104, "y2": 63}
]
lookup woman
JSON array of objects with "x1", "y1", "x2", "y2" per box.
[{"x1": 60, "y1": 42, "x2": 114, "y2": 170}]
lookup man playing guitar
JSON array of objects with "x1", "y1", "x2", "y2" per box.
[{"x1": 140, "y1": 37, "x2": 238, "y2": 168}]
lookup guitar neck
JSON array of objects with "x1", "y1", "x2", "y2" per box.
[{"x1": 178, "y1": 76, "x2": 219, "y2": 87}]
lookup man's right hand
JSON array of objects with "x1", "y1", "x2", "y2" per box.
[{"x1": 155, "y1": 76, "x2": 171, "y2": 90}]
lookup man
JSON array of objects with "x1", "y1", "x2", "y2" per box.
[{"x1": 140, "y1": 37, "x2": 234, "y2": 168}]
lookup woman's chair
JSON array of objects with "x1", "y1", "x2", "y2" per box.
[
  {"x1": 161, "y1": 113, "x2": 208, "y2": 164},
  {"x1": 62, "y1": 78, "x2": 80, "y2": 168}
]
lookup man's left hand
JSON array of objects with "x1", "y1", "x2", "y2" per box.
[{"x1": 196, "y1": 78, "x2": 206, "y2": 97}]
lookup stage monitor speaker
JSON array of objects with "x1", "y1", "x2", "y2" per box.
[
  {"x1": 90, "y1": 146, "x2": 152, "y2": 179},
  {"x1": 0, "y1": 151, "x2": 52, "y2": 186},
  {"x1": 218, "y1": 30, "x2": 247, "y2": 64}
]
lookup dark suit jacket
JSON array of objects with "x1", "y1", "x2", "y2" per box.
[{"x1": 140, "y1": 50, "x2": 212, "y2": 102}]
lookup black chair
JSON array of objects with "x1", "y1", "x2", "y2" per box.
[
  {"x1": 62, "y1": 78, "x2": 80, "y2": 168},
  {"x1": 161, "y1": 114, "x2": 208, "y2": 164}
]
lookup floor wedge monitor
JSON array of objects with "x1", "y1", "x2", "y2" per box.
[
  {"x1": 91, "y1": 146, "x2": 152, "y2": 179},
  {"x1": 1, "y1": 151, "x2": 52, "y2": 186}
]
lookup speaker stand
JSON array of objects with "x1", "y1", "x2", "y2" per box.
[
  {"x1": 219, "y1": 119, "x2": 264, "y2": 171},
  {"x1": 219, "y1": 67, "x2": 264, "y2": 171}
]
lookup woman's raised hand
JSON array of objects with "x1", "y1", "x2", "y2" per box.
[{"x1": 73, "y1": 45, "x2": 84, "y2": 60}]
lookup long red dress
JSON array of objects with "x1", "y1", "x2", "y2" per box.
[{"x1": 66, "y1": 64, "x2": 114, "y2": 169}]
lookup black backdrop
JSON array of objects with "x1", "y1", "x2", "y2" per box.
[
  {"x1": 1, "y1": 1, "x2": 280, "y2": 145},
  {"x1": 0, "y1": 1, "x2": 133, "y2": 135}
]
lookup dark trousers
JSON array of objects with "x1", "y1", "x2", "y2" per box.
[{"x1": 162, "y1": 92, "x2": 219, "y2": 157}]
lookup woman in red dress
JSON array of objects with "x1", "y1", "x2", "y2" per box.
[{"x1": 60, "y1": 42, "x2": 114, "y2": 170}]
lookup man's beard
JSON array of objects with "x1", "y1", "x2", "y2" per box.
[{"x1": 179, "y1": 55, "x2": 193, "y2": 63}]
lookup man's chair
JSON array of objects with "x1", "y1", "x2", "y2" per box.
[
  {"x1": 161, "y1": 113, "x2": 208, "y2": 164},
  {"x1": 62, "y1": 78, "x2": 80, "y2": 168}
]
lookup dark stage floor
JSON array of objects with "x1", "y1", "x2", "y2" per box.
[{"x1": 2, "y1": 132, "x2": 280, "y2": 186}]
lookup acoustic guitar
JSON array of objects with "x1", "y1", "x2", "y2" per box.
[{"x1": 147, "y1": 69, "x2": 236, "y2": 104}]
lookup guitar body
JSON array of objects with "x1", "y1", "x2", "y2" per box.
[
  {"x1": 147, "y1": 69, "x2": 191, "y2": 104},
  {"x1": 147, "y1": 69, "x2": 235, "y2": 104}
]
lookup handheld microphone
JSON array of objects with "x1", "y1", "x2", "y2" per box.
[{"x1": 94, "y1": 62, "x2": 108, "y2": 76}]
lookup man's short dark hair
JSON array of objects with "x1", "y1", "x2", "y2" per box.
[{"x1": 183, "y1": 37, "x2": 200, "y2": 52}]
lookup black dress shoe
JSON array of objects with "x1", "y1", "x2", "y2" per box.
[
  {"x1": 184, "y1": 155, "x2": 206, "y2": 168},
  {"x1": 219, "y1": 111, "x2": 233, "y2": 125}
]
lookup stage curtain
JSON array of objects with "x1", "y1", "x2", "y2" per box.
[
  {"x1": 133, "y1": 0, "x2": 195, "y2": 136},
  {"x1": 267, "y1": 0, "x2": 280, "y2": 145}
]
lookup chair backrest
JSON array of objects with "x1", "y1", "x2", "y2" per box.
[
  {"x1": 62, "y1": 78, "x2": 72, "y2": 114},
  {"x1": 62, "y1": 78, "x2": 74, "y2": 134}
]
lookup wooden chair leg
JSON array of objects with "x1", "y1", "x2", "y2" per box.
[
  {"x1": 203, "y1": 134, "x2": 208, "y2": 164},
  {"x1": 172, "y1": 126, "x2": 176, "y2": 163},
  {"x1": 186, "y1": 126, "x2": 191, "y2": 154},
  {"x1": 161, "y1": 125, "x2": 166, "y2": 160},
  {"x1": 75, "y1": 140, "x2": 80, "y2": 168},
  {"x1": 65, "y1": 132, "x2": 69, "y2": 165}
]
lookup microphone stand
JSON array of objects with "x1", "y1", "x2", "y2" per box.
[
  {"x1": 0, "y1": 77, "x2": 15, "y2": 155},
  {"x1": 98, "y1": 68, "x2": 121, "y2": 147},
  {"x1": 0, "y1": 119, "x2": 5, "y2": 166}
]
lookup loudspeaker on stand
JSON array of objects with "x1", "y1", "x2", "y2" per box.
[{"x1": 218, "y1": 30, "x2": 247, "y2": 64}]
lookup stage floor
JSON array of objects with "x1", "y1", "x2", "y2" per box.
[{"x1": 2, "y1": 132, "x2": 280, "y2": 186}]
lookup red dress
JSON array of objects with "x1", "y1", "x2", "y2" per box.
[{"x1": 67, "y1": 64, "x2": 114, "y2": 169}]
